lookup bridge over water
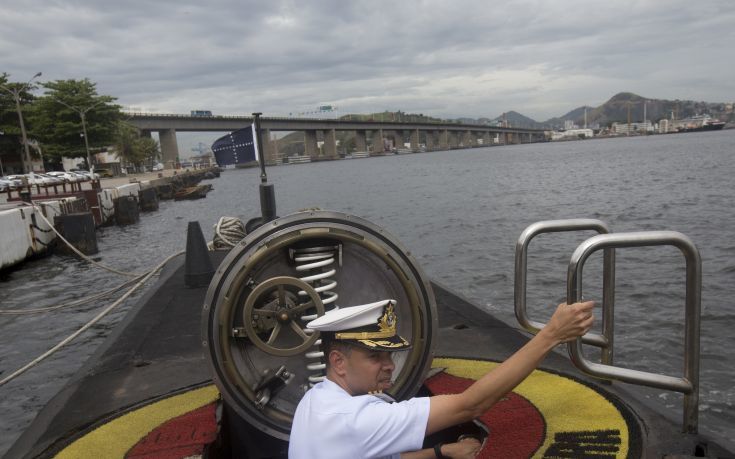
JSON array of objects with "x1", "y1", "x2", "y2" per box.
[{"x1": 128, "y1": 113, "x2": 546, "y2": 167}]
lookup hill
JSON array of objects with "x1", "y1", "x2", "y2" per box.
[
  {"x1": 494, "y1": 111, "x2": 544, "y2": 129},
  {"x1": 488, "y1": 93, "x2": 733, "y2": 130},
  {"x1": 542, "y1": 93, "x2": 733, "y2": 129}
]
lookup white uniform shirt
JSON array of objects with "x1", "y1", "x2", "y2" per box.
[{"x1": 289, "y1": 379, "x2": 430, "y2": 459}]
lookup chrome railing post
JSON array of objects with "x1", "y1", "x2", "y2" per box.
[
  {"x1": 514, "y1": 219, "x2": 614, "y2": 360},
  {"x1": 566, "y1": 231, "x2": 701, "y2": 433}
]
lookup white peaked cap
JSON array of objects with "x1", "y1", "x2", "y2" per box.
[{"x1": 307, "y1": 299, "x2": 396, "y2": 331}]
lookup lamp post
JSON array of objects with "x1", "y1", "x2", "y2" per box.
[
  {"x1": 0, "y1": 72, "x2": 42, "y2": 173},
  {"x1": 52, "y1": 98, "x2": 105, "y2": 174}
]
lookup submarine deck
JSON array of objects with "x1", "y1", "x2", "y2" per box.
[{"x1": 5, "y1": 252, "x2": 735, "y2": 458}]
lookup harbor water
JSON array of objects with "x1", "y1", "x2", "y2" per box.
[{"x1": 1, "y1": 130, "x2": 734, "y2": 455}]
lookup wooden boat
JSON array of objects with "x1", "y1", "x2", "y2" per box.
[{"x1": 174, "y1": 184, "x2": 212, "y2": 200}]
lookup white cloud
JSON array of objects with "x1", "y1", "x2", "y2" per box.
[{"x1": 1, "y1": 0, "x2": 733, "y2": 121}]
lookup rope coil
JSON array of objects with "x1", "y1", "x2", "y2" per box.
[{"x1": 210, "y1": 216, "x2": 247, "y2": 249}]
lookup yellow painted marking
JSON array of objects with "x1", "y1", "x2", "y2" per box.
[
  {"x1": 433, "y1": 358, "x2": 630, "y2": 458},
  {"x1": 54, "y1": 385, "x2": 219, "y2": 458}
]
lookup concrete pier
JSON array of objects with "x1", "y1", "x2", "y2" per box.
[
  {"x1": 54, "y1": 212, "x2": 98, "y2": 255},
  {"x1": 115, "y1": 196, "x2": 140, "y2": 225},
  {"x1": 449, "y1": 132, "x2": 459, "y2": 149},
  {"x1": 323, "y1": 129, "x2": 338, "y2": 159},
  {"x1": 0, "y1": 168, "x2": 221, "y2": 271},
  {"x1": 0, "y1": 198, "x2": 85, "y2": 270},
  {"x1": 440, "y1": 130, "x2": 449, "y2": 150},
  {"x1": 264, "y1": 129, "x2": 279, "y2": 165},
  {"x1": 426, "y1": 131, "x2": 436, "y2": 151},
  {"x1": 159, "y1": 129, "x2": 180, "y2": 170},
  {"x1": 139, "y1": 187, "x2": 159, "y2": 212},
  {"x1": 482, "y1": 132, "x2": 491, "y2": 146},
  {"x1": 371, "y1": 129, "x2": 385, "y2": 155},
  {"x1": 410, "y1": 129, "x2": 420, "y2": 151},
  {"x1": 304, "y1": 130, "x2": 319, "y2": 160},
  {"x1": 355, "y1": 130, "x2": 367, "y2": 152},
  {"x1": 393, "y1": 130, "x2": 404, "y2": 150}
]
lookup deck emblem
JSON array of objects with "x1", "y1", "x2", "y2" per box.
[{"x1": 427, "y1": 358, "x2": 636, "y2": 459}]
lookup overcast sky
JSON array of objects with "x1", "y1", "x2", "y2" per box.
[{"x1": 2, "y1": 0, "x2": 734, "y2": 122}]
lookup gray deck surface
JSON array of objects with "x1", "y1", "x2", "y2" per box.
[{"x1": 6, "y1": 253, "x2": 735, "y2": 458}]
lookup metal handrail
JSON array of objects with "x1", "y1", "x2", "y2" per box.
[
  {"x1": 514, "y1": 219, "x2": 616, "y2": 362},
  {"x1": 566, "y1": 231, "x2": 701, "y2": 433}
]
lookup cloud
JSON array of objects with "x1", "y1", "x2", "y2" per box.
[{"x1": 1, "y1": 0, "x2": 733, "y2": 121}]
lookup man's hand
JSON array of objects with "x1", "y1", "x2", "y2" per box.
[
  {"x1": 542, "y1": 300, "x2": 595, "y2": 344},
  {"x1": 400, "y1": 436, "x2": 483, "y2": 459},
  {"x1": 441, "y1": 436, "x2": 483, "y2": 458}
]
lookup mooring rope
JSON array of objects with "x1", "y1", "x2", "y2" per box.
[
  {"x1": 210, "y1": 216, "x2": 246, "y2": 249},
  {"x1": 0, "y1": 251, "x2": 184, "y2": 387},
  {"x1": 30, "y1": 204, "x2": 143, "y2": 277}
]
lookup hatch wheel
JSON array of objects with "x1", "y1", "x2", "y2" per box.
[{"x1": 242, "y1": 276, "x2": 324, "y2": 356}]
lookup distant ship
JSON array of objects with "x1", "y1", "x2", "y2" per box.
[{"x1": 674, "y1": 115, "x2": 726, "y2": 132}]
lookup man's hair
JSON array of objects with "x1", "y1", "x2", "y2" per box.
[{"x1": 320, "y1": 334, "x2": 353, "y2": 369}]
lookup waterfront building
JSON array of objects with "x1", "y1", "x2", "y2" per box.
[
  {"x1": 611, "y1": 121, "x2": 653, "y2": 135},
  {"x1": 550, "y1": 128, "x2": 594, "y2": 141}
]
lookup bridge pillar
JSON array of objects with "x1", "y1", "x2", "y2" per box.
[
  {"x1": 410, "y1": 129, "x2": 420, "y2": 151},
  {"x1": 355, "y1": 130, "x2": 367, "y2": 152},
  {"x1": 140, "y1": 130, "x2": 152, "y2": 139},
  {"x1": 324, "y1": 129, "x2": 338, "y2": 159},
  {"x1": 264, "y1": 129, "x2": 278, "y2": 165},
  {"x1": 449, "y1": 132, "x2": 459, "y2": 149},
  {"x1": 425, "y1": 131, "x2": 435, "y2": 151},
  {"x1": 439, "y1": 130, "x2": 449, "y2": 150},
  {"x1": 371, "y1": 129, "x2": 385, "y2": 155},
  {"x1": 462, "y1": 130, "x2": 474, "y2": 147},
  {"x1": 159, "y1": 129, "x2": 179, "y2": 169},
  {"x1": 304, "y1": 130, "x2": 319, "y2": 159},
  {"x1": 482, "y1": 131, "x2": 491, "y2": 146},
  {"x1": 393, "y1": 130, "x2": 404, "y2": 150}
]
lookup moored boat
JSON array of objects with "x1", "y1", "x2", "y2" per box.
[
  {"x1": 174, "y1": 184, "x2": 212, "y2": 200},
  {"x1": 674, "y1": 115, "x2": 726, "y2": 133}
]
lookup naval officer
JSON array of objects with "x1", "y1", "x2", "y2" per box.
[{"x1": 289, "y1": 298, "x2": 594, "y2": 458}]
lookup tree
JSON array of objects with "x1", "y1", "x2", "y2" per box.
[
  {"x1": 114, "y1": 121, "x2": 160, "y2": 170},
  {"x1": 0, "y1": 73, "x2": 38, "y2": 171},
  {"x1": 29, "y1": 78, "x2": 120, "y2": 166},
  {"x1": 134, "y1": 136, "x2": 161, "y2": 168}
]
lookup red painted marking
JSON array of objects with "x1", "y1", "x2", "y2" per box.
[
  {"x1": 425, "y1": 372, "x2": 545, "y2": 459},
  {"x1": 126, "y1": 403, "x2": 218, "y2": 458}
]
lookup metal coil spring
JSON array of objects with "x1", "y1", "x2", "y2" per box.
[{"x1": 293, "y1": 246, "x2": 340, "y2": 384}]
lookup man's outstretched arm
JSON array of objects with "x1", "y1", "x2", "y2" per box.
[{"x1": 426, "y1": 300, "x2": 595, "y2": 436}]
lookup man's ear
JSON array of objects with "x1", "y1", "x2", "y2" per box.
[{"x1": 329, "y1": 349, "x2": 347, "y2": 376}]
